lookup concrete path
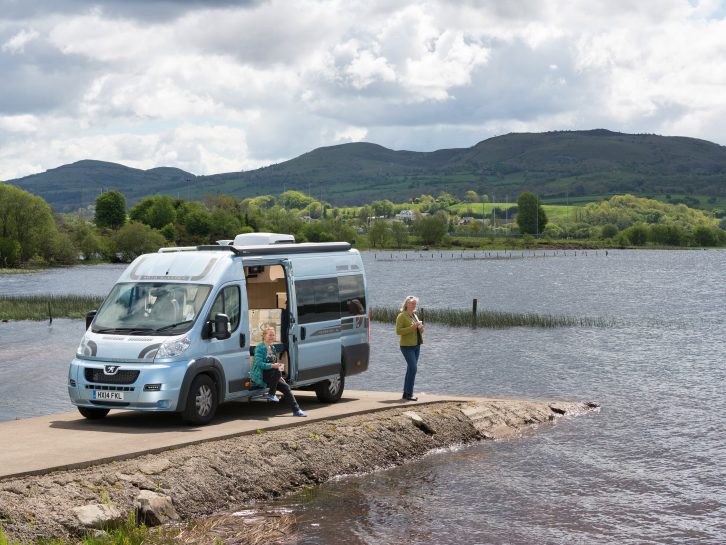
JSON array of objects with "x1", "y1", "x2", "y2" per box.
[{"x1": 0, "y1": 390, "x2": 476, "y2": 480}]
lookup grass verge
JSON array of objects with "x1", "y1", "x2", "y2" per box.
[{"x1": 0, "y1": 295, "x2": 104, "y2": 321}]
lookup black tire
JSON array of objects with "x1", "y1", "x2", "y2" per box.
[
  {"x1": 314, "y1": 370, "x2": 345, "y2": 403},
  {"x1": 182, "y1": 374, "x2": 218, "y2": 425},
  {"x1": 78, "y1": 407, "x2": 110, "y2": 419}
]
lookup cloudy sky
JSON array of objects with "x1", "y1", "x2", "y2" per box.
[{"x1": 2, "y1": 0, "x2": 726, "y2": 180}]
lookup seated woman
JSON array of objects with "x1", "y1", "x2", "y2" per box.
[{"x1": 251, "y1": 326, "x2": 307, "y2": 417}]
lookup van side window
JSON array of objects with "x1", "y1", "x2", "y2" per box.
[
  {"x1": 296, "y1": 278, "x2": 340, "y2": 324},
  {"x1": 209, "y1": 285, "x2": 241, "y2": 331},
  {"x1": 338, "y1": 274, "x2": 366, "y2": 317}
]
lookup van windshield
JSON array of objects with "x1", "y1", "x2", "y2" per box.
[{"x1": 92, "y1": 283, "x2": 212, "y2": 335}]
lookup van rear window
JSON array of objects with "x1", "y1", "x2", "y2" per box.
[{"x1": 295, "y1": 274, "x2": 366, "y2": 324}]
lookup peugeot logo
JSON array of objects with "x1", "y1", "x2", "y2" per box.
[{"x1": 104, "y1": 365, "x2": 120, "y2": 375}]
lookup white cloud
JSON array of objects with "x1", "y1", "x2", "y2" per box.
[
  {"x1": 1, "y1": 28, "x2": 39, "y2": 53},
  {"x1": 2, "y1": 0, "x2": 726, "y2": 183}
]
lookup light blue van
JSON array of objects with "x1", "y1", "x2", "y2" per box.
[{"x1": 68, "y1": 233, "x2": 370, "y2": 425}]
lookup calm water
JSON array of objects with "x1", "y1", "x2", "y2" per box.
[{"x1": 1, "y1": 250, "x2": 724, "y2": 544}]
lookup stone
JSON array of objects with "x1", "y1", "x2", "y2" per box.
[
  {"x1": 403, "y1": 411, "x2": 436, "y2": 435},
  {"x1": 134, "y1": 490, "x2": 179, "y2": 526},
  {"x1": 138, "y1": 458, "x2": 172, "y2": 475},
  {"x1": 72, "y1": 504, "x2": 124, "y2": 529}
]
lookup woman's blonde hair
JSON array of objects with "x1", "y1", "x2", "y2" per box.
[
  {"x1": 400, "y1": 295, "x2": 418, "y2": 312},
  {"x1": 262, "y1": 325, "x2": 276, "y2": 339}
]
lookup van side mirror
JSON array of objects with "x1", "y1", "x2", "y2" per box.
[
  {"x1": 212, "y1": 313, "x2": 231, "y2": 340},
  {"x1": 85, "y1": 310, "x2": 97, "y2": 330}
]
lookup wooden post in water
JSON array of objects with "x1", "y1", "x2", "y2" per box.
[
  {"x1": 48, "y1": 300, "x2": 52, "y2": 324},
  {"x1": 472, "y1": 298, "x2": 477, "y2": 327}
]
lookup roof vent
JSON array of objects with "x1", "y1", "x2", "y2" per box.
[{"x1": 232, "y1": 232, "x2": 296, "y2": 246}]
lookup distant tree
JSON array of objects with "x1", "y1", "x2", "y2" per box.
[
  {"x1": 516, "y1": 193, "x2": 548, "y2": 235},
  {"x1": 0, "y1": 237, "x2": 21, "y2": 267},
  {"x1": 280, "y1": 190, "x2": 315, "y2": 210},
  {"x1": 390, "y1": 221, "x2": 409, "y2": 248},
  {"x1": 94, "y1": 190, "x2": 126, "y2": 230},
  {"x1": 367, "y1": 220, "x2": 390, "y2": 248},
  {"x1": 184, "y1": 209, "x2": 213, "y2": 238},
  {"x1": 412, "y1": 214, "x2": 447, "y2": 245},
  {"x1": 301, "y1": 222, "x2": 335, "y2": 242},
  {"x1": 0, "y1": 185, "x2": 58, "y2": 262},
  {"x1": 358, "y1": 205, "x2": 372, "y2": 223},
  {"x1": 693, "y1": 226, "x2": 721, "y2": 246},
  {"x1": 600, "y1": 224, "x2": 619, "y2": 239},
  {"x1": 147, "y1": 197, "x2": 177, "y2": 229},
  {"x1": 371, "y1": 199, "x2": 395, "y2": 217},
  {"x1": 623, "y1": 223, "x2": 648, "y2": 246},
  {"x1": 464, "y1": 190, "x2": 479, "y2": 203},
  {"x1": 113, "y1": 222, "x2": 167, "y2": 262}
]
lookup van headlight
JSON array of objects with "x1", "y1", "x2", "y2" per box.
[
  {"x1": 157, "y1": 335, "x2": 191, "y2": 359},
  {"x1": 77, "y1": 336, "x2": 97, "y2": 357}
]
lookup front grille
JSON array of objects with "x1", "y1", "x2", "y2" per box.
[
  {"x1": 84, "y1": 368, "x2": 140, "y2": 385},
  {"x1": 85, "y1": 385, "x2": 135, "y2": 392}
]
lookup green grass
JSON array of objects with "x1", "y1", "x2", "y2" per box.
[
  {"x1": 0, "y1": 295, "x2": 104, "y2": 321},
  {"x1": 371, "y1": 306, "x2": 615, "y2": 329}
]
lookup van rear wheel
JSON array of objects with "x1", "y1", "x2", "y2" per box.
[
  {"x1": 78, "y1": 407, "x2": 109, "y2": 420},
  {"x1": 314, "y1": 372, "x2": 345, "y2": 403},
  {"x1": 182, "y1": 374, "x2": 218, "y2": 425}
]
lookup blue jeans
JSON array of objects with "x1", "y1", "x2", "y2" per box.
[{"x1": 400, "y1": 345, "x2": 420, "y2": 395}]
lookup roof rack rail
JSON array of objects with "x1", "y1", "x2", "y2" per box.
[{"x1": 196, "y1": 242, "x2": 351, "y2": 256}]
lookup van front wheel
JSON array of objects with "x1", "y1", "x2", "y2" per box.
[
  {"x1": 78, "y1": 407, "x2": 109, "y2": 419},
  {"x1": 182, "y1": 374, "x2": 217, "y2": 425},
  {"x1": 314, "y1": 372, "x2": 345, "y2": 403}
]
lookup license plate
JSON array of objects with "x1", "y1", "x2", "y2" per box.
[{"x1": 92, "y1": 390, "x2": 124, "y2": 401}]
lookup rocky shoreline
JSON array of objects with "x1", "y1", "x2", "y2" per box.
[{"x1": 0, "y1": 399, "x2": 598, "y2": 543}]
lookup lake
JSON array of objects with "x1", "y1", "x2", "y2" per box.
[{"x1": 1, "y1": 249, "x2": 724, "y2": 544}]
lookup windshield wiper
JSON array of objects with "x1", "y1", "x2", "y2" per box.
[
  {"x1": 93, "y1": 327, "x2": 155, "y2": 334},
  {"x1": 154, "y1": 320, "x2": 193, "y2": 333}
]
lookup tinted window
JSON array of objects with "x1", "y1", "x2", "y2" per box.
[
  {"x1": 339, "y1": 274, "x2": 366, "y2": 317},
  {"x1": 296, "y1": 278, "x2": 340, "y2": 324},
  {"x1": 209, "y1": 285, "x2": 241, "y2": 331}
]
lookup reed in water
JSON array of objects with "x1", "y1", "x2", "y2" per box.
[{"x1": 371, "y1": 306, "x2": 615, "y2": 328}]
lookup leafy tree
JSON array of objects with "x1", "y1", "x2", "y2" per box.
[
  {"x1": 358, "y1": 205, "x2": 372, "y2": 223},
  {"x1": 0, "y1": 237, "x2": 21, "y2": 267},
  {"x1": 693, "y1": 226, "x2": 721, "y2": 246},
  {"x1": 113, "y1": 222, "x2": 167, "y2": 262},
  {"x1": 367, "y1": 220, "x2": 390, "y2": 248},
  {"x1": 301, "y1": 222, "x2": 335, "y2": 242},
  {"x1": 371, "y1": 199, "x2": 395, "y2": 218},
  {"x1": 412, "y1": 214, "x2": 447, "y2": 245},
  {"x1": 280, "y1": 190, "x2": 314, "y2": 210},
  {"x1": 623, "y1": 223, "x2": 648, "y2": 246},
  {"x1": 147, "y1": 197, "x2": 177, "y2": 229},
  {"x1": 390, "y1": 221, "x2": 409, "y2": 248},
  {"x1": 600, "y1": 224, "x2": 619, "y2": 239},
  {"x1": 516, "y1": 193, "x2": 548, "y2": 235},
  {"x1": 184, "y1": 209, "x2": 213, "y2": 238},
  {"x1": 94, "y1": 190, "x2": 126, "y2": 230},
  {"x1": 464, "y1": 190, "x2": 479, "y2": 203},
  {"x1": 0, "y1": 184, "x2": 58, "y2": 262}
]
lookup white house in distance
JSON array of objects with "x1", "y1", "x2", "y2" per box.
[{"x1": 394, "y1": 209, "x2": 416, "y2": 223}]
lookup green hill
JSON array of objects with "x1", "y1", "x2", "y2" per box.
[{"x1": 5, "y1": 130, "x2": 726, "y2": 212}]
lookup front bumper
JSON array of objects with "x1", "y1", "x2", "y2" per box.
[{"x1": 68, "y1": 357, "x2": 189, "y2": 412}]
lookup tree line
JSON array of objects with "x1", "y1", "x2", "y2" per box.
[{"x1": 1, "y1": 183, "x2": 724, "y2": 268}]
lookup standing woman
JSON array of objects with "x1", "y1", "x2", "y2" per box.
[
  {"x1": 251, "y1": 326, "x2": 307, "y2": 417},
  {"x1": 396, "y1": 295, "x2": 424, "y2": 401}
]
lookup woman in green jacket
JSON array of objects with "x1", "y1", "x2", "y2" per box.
[
  {"x1": 395, "y1": 295, "x2": 424, "y2": 401},
  {"x1": 251, "y1": 326, "x2": 307, "y2": 417}
]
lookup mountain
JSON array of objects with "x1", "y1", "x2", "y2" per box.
[{"x1": 5, "y1": 130, "x2": 726, "y2": 212}]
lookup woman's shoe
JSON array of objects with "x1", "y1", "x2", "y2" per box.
[
  {"x1": 293, "y1": 409, "x2": 307, "y2": 417},
  {"x1": 403, "y1": 393, "x2": 418, "y2": 401},
  {"x1": 266, "y1": 394, "x2": 279, "y2": 402}
]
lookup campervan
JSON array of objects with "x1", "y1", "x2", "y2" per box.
[{"x1": 68, "y1": 233, "x2": 370, "y2": 424}]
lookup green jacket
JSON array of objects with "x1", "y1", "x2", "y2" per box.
[
  {"x1": 396, "y1": 311, "x2": 424, "y2": 346},
  {"x1": 251, "y1": 342, "x2": 278, "y2": 388}
]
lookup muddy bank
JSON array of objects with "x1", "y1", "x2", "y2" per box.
[{"x1": 0, "y1": 399, "x2": 597, "y2": 543}]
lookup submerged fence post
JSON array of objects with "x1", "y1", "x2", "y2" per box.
[
  {"x1": 472, "y1": 298, "x2": 477, "y2": 327},
  {"x1": 48, "y1": 300, "x2": 52, "y2": 324}
]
